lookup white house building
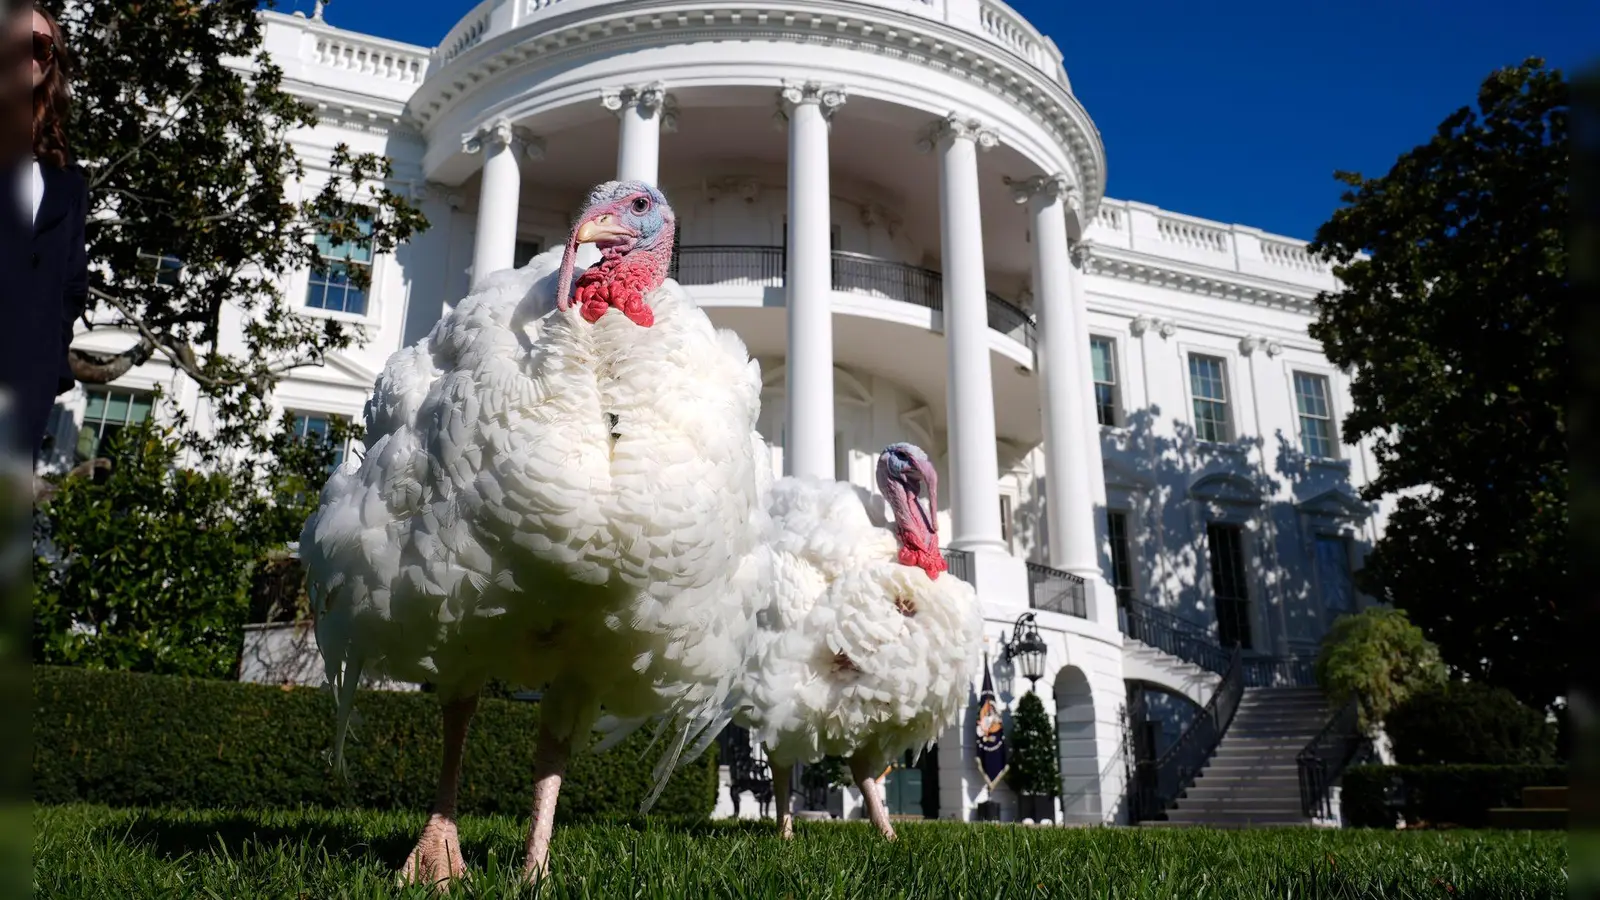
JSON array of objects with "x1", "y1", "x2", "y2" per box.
[{"x1": 50, "y1": 0, "x2": 1388, "y2": 826}]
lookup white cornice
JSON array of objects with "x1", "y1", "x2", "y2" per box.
[
  {"x1": 407, "y1": 1, "x2": 1105, "y2": 216},
  {"x1": 1080, "y1": 244, "x2": 1322, "y2": 314}
]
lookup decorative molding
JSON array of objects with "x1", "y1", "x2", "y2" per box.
[
  {"x1": 408, "y1": 7, "x2": 1106, "y2": 218},
  {"x1": 660, "y1": 94, "x2": 681, "y2": 134},
  {"x1": 1295, "y1": 487, "x2": 1371, "y2": 522},
  {"x1": 461, "y1": 117, "x2": 545, "y2": 161},
  {"x1": 857, "y1": 201, "x2": 903, "y2": 237},
  {"x1": 413, "y1": 180, "x2": 466, "y2": 210},
  {"x1": 1188, "y1": 471, "x2": 1263, "y2": 506},
  {"x1": 899, "y1": 405, "x2": 939, "y2": 454},
  {"x1": 703, "y1": 176, "x2": 763, "y2": 204},
  {"x1": 1068, "y1": 237, "x2": 1094, "y2": 268},
  {"x1": 600, "y1": 81, "x2": 668, "y2": 114},
  {"x1": 1129, "y1": 315, "x2": 1176, "y2": 339},
  {"x1": 308, "y1": 100, "x2": 409, "y2": 137},
  {"x1": 1080, "y1": 247, "x2": 1319, "y2": 314},
  {"x1": 774, "y1": 81, "x2": 848, "y2": 127},
  {"x1": 1238, "y1": 335, "x2": 1283, "y2": 357},
  {"x1": 1102, "y1": 459, "x2": 1153, "y2": 492},
  {"x1": 1004, "y1": 172, "x2": 1074, "y2": 206},
  {"x1": 915, "y1": 113, "x2": 999, "y2": 153}
]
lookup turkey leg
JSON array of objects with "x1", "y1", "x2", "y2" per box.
[
  {"x1": 849, "y1": 755, "x2": 897, "y2": 841},
  {"x1": 520, "y1": 725, "x2": 572, "y2": 883},
  {"x1": 400, "y1": 693, "x2": 479, "y2": 888},
  {"x1": 772, "y1": 761, "x2": 793, "y2": 840}
]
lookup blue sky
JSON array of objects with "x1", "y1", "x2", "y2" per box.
[{"x1": 280, "y1": 0, "x2": 1595, "y2": 240}]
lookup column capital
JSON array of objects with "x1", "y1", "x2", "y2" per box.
[
  {"x1": 601, "y1": 81, "x2": 670, "y2": 115},
  {"x1": 916, "y1": 113, "x2": 999, "y2": 153},
  {"x1": 462, "y1": 117, "x2": 545, "y2": 161},
  {"x1": 775, "y1": 81, "x2": 848, "y2": 123},
  {"x1": 1068, "y1": 237, "x2": 1095, "y2": 269},
  {"x1": 1130, "y1": 314, "x2": 1177, "y2": 339},
  {"x1": 1004, "y1": 172, "x2": 1075, "y2": 206}
]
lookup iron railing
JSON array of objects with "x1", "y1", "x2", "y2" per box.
[
  {"x1": 1297, "y1": 694, "x2": 1371, "y2": 820},
  {"x1": 1244, "y1": 654, "x2": 1319, "y2": 688},
  {"x1": 1025, "y1": 562, "x2": 1087, "y2": 618},
  {"x1": 667, "y1": 245, "x2": 1037, "y2": 349},
  {"x1": 715, "y1": 723, "x2": 774, "y2": 817},
  {"x1": 942, "y1": 548, "x2": 975, "y2": 585},
  {"x1": 1130, "y1": 646, "x2": 1246, "y2": 823},
  {"x1": 1121, "y1": 598, "x2": 1235, "y2": 675}
]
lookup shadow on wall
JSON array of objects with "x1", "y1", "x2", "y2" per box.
[{"x1": 1096, "y1": 403, "x2": 1372, "y2": 652}]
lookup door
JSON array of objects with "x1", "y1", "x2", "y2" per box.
[
  {"x1": 881, "y1": 751, "x2": 924, "y2": 817},
  {"x1": 1205, "y1": 522, "x2": 1253, "y2": 649}
]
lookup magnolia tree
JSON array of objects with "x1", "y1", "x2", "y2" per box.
[{"x1": 46, "y1": 0, "x2": 426, "y2": 460}]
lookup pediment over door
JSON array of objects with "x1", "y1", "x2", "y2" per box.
[
  {"x1": 1295, "y1": 487, "x2": 1372, "y2": 522},
  {"x1": 1188, "y1": 471, "x2": 1263, "y2": 506}
]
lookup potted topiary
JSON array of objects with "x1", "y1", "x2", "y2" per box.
[{"x1": 1007, "y1": 690, "x2": 1060, "y2": 822}]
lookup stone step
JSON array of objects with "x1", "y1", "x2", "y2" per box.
[
  {"x1": 1192, "y1": 774, "x2": 1301, "y2": 789},
  {"x1": 1217, "y1": 736, "x2": 1317, "y2": 747},
  {"x1": 1161, "y1": 809, "x2": 1311, "y2": 826},
  {"x1": 1142, "y1": 820, "x2": 1309, "y2": 830},
  {"x1": 1486, "y1": 807, "x2": 1567, "y2": 830},
  {"x1": 1201, "y1": 762, "x2": 1300, "y2": 776},
  {"x1": 1183, "y1": 786, "x2": 1303, "y2": 803},
  {"x1": 1522, "y1": 786, "x2": 1568, "y2": 809}
]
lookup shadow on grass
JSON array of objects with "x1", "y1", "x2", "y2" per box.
[{"x1": 96, "y1": 810, "x2": 418, "y2": 868}]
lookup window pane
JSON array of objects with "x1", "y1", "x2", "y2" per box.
[
  {"x1": 1190, "y1": 355, "x2": 1229, "y2": 441},
  {"x1": 1293, "y1": 372, "x2": 1335, "y2": 458},
  {"x1": 1090, "y1": 338, "x2": 1115, "y2": 384},
  {"x1": 129, "y1": 395, "x2": 153, "y2": 423},
  {"x1": 104, "y1": 392, "x2": 129, "y2": 424},
  {"x1": 1206, "y1": 522, "x2": 1252, "y2": 649},
  {"x1": 1107, "y1": 510, "x2": 1134, "y2": 607},
  {"x1": 1189, "y1": 355, "x2": 1227, "y2": 402},
  {"x1": 83, "y1": 390, "x2": 107, "y2": 422},
  {"x1": 1315, "y1": 536, "x2": 1355, "y2": 618}
]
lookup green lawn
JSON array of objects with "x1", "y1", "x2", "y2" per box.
[{"x1": 35, "y1": 804, "x2": 1566, "y2": 899}]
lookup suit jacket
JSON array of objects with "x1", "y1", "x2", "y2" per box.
[{"x1": 0, "y1": 160, "x2": 87, "y2": 461}]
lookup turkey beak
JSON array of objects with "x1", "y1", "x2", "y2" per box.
[{"x1": 575, "y1": 214, "x2": 635, "y2": 246}]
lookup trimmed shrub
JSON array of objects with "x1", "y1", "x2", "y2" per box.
[
  {"x1": 1315, "y1": 607, "x2": 1447, "y2": 730},
  {"x1": 1341, "y1": 764, "x2": 1567, "y2": 829},
  {"x1": 1007, "y1": 691, "x2": 1059, "y2": 798},
  {"x1": 1386, "y1": 681, "x2": 1558, "y2": 765},
  {"x1": 34, "y1": 666, "x2": 717, "y2": 820}
]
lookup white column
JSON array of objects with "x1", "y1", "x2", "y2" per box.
[
  {"x1": 1069, "y1": 239, "x2": 1111, "y2": 562},
  {"x1": 1009, "y1": 174, "x2": 1099, "y2": 576},
  {"x1": 779, "y1": 82, "x2": 846, "y2": 481},
  {"x1": 920, "y1": 114, "x2": 1005, "y2": 553},
  {"x1": 464, "y1": 118, "x2": 541, "y2": 290},
  {"x1": 601, "y1": 82, "x2": 677, "y2": 184}
]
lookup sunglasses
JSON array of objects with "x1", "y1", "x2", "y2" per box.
[{"x1": 33, "y1": 31, "x2": 54, "y2": 65}]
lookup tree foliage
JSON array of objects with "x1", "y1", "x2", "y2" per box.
[
  {"x1": 1306, "y1": 59, "x2": 1568, "y2": 713},
  {"x1": 1006, "y1": 690, "x2": 1059, "y2": 797},
  {"x1": 33, "y1": 408, "x2": 348, "y2": 678},
  {"x1": 1385, "y1": 681, "x2": 1558, "y2": 766},
  {"x1": 1314, "y1": 606, "x2": 1447, "y2": 732},
  {"x1": 46, "y1": 0, "x2": 426, "y2": 457}
]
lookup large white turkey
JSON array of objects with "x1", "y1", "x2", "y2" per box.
[
  {"x1": 733, "y1": 443, "x2": 984, "y2": 840},
  {"x1": 299, "y1": 180, "x2": 769, "y2": 886}
]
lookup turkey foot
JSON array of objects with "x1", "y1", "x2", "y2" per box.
[
  {"x1": 399, "y1": 814, "x2": 468, "y2": 888},
  {"x1": 772, "y1": 761, "x2": 793, "y2": 840},
  {"x1": 398, "y1": 694, "x2": 479, "y2": 889},
  {"x1": 521, "y1": 727, "x2": 572, "y2": 884},
  {"x1": 849, "y1": 755, "x2": 897, "y2": 841}
]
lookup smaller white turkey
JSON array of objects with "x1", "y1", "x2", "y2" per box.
[{"x1": 734, "y1": 443, "x2": 985, "y2": 840}]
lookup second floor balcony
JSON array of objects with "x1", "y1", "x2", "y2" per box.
[{"x1": 668, "y1": 245, "x2": 1037, "y2": 352}]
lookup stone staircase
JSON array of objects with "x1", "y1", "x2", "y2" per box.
[{"x1": 1151, "y1": 687, "x2": 1328, "y2": 828}]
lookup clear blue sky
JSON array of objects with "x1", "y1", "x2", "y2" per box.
[{"x1": 281, "y1": 0, "x2": 1596, "y2": 240}]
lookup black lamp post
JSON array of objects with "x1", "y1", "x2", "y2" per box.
[{"x1": 1003, "y1": 611, "x2": 1048, "y2": 689}]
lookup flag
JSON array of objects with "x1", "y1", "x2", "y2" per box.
[{"x1": 974, "y1": 653, "x2": 1008, "y2": 790}]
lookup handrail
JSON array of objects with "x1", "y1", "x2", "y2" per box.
[
  {"x1": 1296, "y1": 693, "x2": 1370, "y2": 820},
  {"x1": 1025, "y1": 562, "x2": 1087, "y2": 619},
  {"x1": 668, "y1": 245, "x2": 1037, "y2": 349},
  {"x1": 1129, "y1": 645, "x2": 1245, "y2": 823},
  {"x1": 1121, "y1": 598, "x2": 1234, "y2": 675}
]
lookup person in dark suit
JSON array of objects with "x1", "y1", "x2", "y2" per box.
[{"x1": 0, "y1": 3, "x2": 85, "y2": 463}]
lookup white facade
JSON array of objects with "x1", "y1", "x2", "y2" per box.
[{"x1": 56, "y1": 0, "x2": 1388, "y2": 825}]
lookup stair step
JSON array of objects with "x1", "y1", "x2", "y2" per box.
[
  {"x1": 1522, "y1": 786, "x2": 1567, "y2": 809},
  {"x1": 1193, "y1": 775, "x2": 1301, "y2": 787},
  {"x1": 1142, "y1": 820, "x2": 1308, "y2": 829},
  {"x1": 1486, "y1": 808, "x2": 1567, "y2": 830},
  {"x1": 1201, "y1": 763, "x2": 1300, "y2": 775},
  {"x1": 1163, "y1": 810, "x2": 1311, "y2": 825},
  {"x1": 1184, "y1": 786, "x2": 1303, "y2": 801}
]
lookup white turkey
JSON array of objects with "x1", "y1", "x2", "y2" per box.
[
  {"x1": 299, "y1": 180, "x2": 768, "y2": 887},
  {"x1": 733, "y1": 443, "x2": 984, "y2": 840}
]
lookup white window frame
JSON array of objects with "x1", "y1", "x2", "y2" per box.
[
  {"x1": 1290, "y1": 368, "x2": 1340, "y2": 460},
  {"x1": 294, "y1": 187, "x2": 384, "y2": 326},
  {"x1": 77, "y1": 385, "x2": 156, "y2": 460},
  {"x1": 1088, "y1": 334, "x2": 1122, "y2": 429},
  {"x1": 1184, "y1": 350, "x2": 1234, "y2": 444}
]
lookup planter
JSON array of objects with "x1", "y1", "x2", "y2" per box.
[{"x1": 1019, "y1": 792, "x2": 1056, "y2": 823}]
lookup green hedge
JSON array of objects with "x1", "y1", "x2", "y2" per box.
[
  {"x1": 1341, "y1": 764, "x2": 1567, "y2": 828},
  {"x1": 34, "y1": 665, "x2": 717, "y2": 821}
]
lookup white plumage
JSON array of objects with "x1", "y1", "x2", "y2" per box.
[
  {"x1": 731, "y1": 446, "x2": 985, "y2": 839},
  {"x1": 299, "y1": 180, "x2": 768, "y2": 884}
]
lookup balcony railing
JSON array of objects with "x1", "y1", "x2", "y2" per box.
[
  {"x1": 942, "y1": 548, "x2": 974, "y2": 585},
  {"x1": 669, "y1": 245, "x2": 1037, "y2": 350},
  {"x1": 1025, "y1": 562, "x2": 1087, "y2": 618}
]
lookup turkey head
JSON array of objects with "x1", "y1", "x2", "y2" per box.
[
  {"x1": 555, "y1": 180, "x2": 677, "y2": 327},
  {"x1": 877, "y1": 442, "x2": 946, "y2": 579}
]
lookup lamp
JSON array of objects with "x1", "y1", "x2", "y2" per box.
[{"x1": 1003, "y1": 611, "x2": 1048, "y2": 688}]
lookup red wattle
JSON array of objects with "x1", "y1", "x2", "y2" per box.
[
  {"x1": 571, "y1": 258, "x2": 658, "y2": 327},
  {"x1": 897, "y1": 533, "x2": 946, "y2": 580}
]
